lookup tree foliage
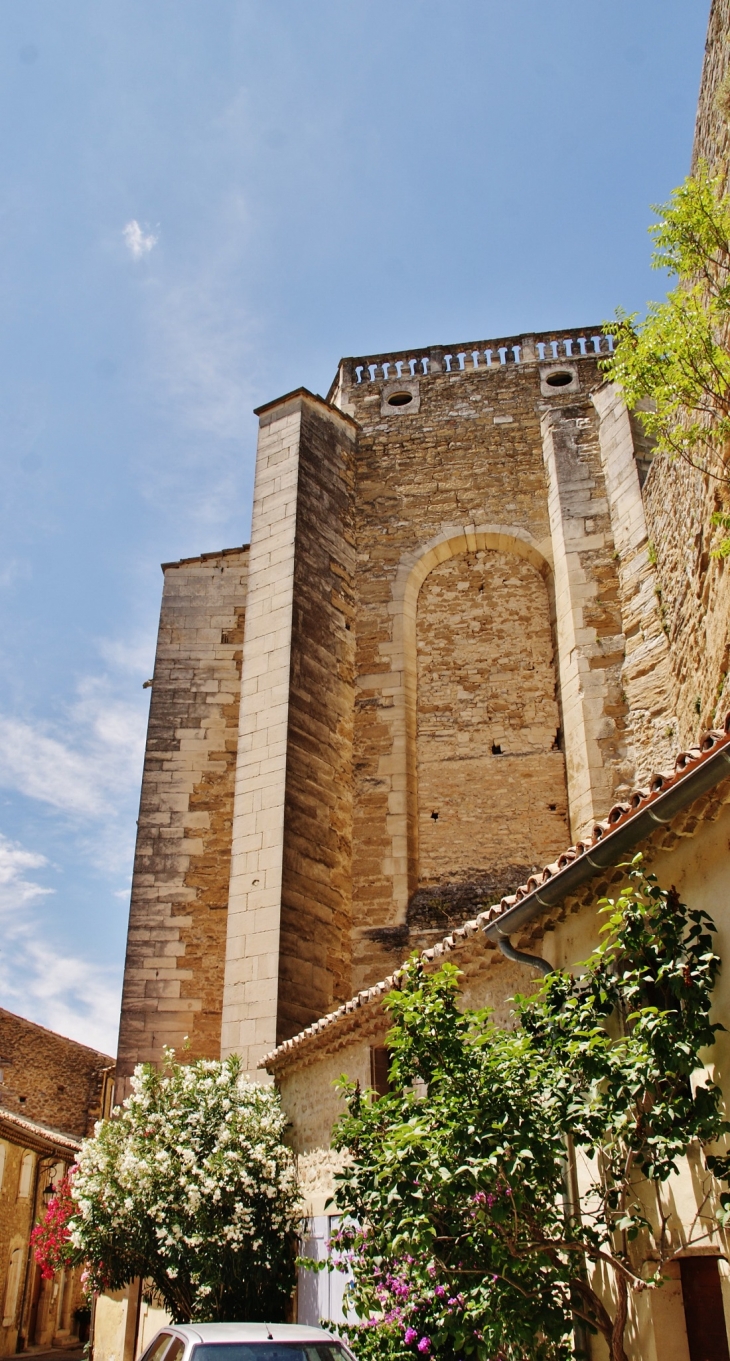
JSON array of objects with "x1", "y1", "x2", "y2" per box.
[
  {"x1": 34, "y1": 1054, "x2": 300, "y2": 1323},
  {"x1": 603, "y1": 165, "x2": 730, "y2": 550},
  {"x1": 330, "y1": 863, "x2": 729, "y2": 1361},
  {"x1": 604, "y1": 164, "x2": 730, "y2": 473}
]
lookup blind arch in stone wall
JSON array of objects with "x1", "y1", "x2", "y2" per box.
[
  {"x1": 412, "y1": 547, "x2": 570, "y2": 932},
  {"x1": 390, "y1": 527, "x2": 569, "y2": 935}
]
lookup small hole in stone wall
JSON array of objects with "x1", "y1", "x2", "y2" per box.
[
  {"x1": 19, "y1": 1096, "x2": 26, "y2": 1104},
  {"x1": 552, "y1": 728, "x2": 562, "y2": 750},
  {"x1": 387, "y1": 391, "x2": 414, "y2": 407},
  {"x1": 346, "y1": 623, "x2": 351, "y2": 630},
  {"x1": 478, "y1": 583, "x2": 484, "y2": 592},
  {"x1": 549, "y1": 804, "x2": 556, "y2": 811},
  {"x1": 491, "y1": 743, "x2": 502, "y2": 755},
  {"x1": 546, "y1": 371, "x2": 574, "y2": 388},
  {"x1": 430, "y1": 811, "x2": 439, "y2": 820}
]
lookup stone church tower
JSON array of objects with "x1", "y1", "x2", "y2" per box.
[{"x1": 116, "y1": 326, "x2": 678, "y2": 1094}]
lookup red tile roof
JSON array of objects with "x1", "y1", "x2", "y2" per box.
[
  {"x1": 261, "y1": 713, "x2": 730, "y2": 1073},
  {"x1": 0, "y1": 1104, "x2": 81, "y2": 1154}
]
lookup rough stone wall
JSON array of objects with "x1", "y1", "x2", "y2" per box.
[
  {"x1": 634, "y1": 0, "x2": 730, "y2": 756},
  {"x1": 116, "y1": 547, "x2": 248, "y2": 1096},
  {"x1": 642, "y1": 461, "x2": 730, "y2": 746},
  {"x1": 335, "y1": 335, "x2": 627, "y2": 989},
  {"x1": 279, "y1": 402, "x2": 356, "y2": 1043},
  {"x1": 413, "y1": 549, "x2": 569, "y2": 924},
  {"x1": 0, "y1": 1010, "x2": 112, "y2": 1138},
  {"x1": 117, "y1": 342, "x2": 673, "y2": 1076},
  {"x1": 692, "y1": 0, "x2": 730, "y2": 183},
  {"x1": 279, "y1": 1035, "x2": 375, "y2": 1157}
]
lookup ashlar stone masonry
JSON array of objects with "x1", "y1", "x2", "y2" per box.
[
  {"x1": 117, "y1": 547, "x2": 249, "y2": 1090},
  {"x1": 116, "y1": 325, "x2": 680, "y2": 1089}
]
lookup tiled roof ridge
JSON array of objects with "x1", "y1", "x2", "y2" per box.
[
  {"x1": 161, "y1": 544, "x2": 250, "y2": 571},
  {"x1": 260, "y1": 712, "x2": 730, "y2": 1071},
  {"x1": 0, "y1": 1005, "x2": 115, "y2": 1064},
  {"x1": 0, "y1": 1103, "x2": 82, "y2": 1152}
]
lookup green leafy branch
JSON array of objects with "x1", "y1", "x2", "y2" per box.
[
  {"x1": 332, "y1": 861, "x2": 730, "y2": 1361},
  {"x1": 603, "y1": 165, "x2": 730, "y2": 557}
]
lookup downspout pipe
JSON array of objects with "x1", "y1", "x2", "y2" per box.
[
  {"x1": 496, "y1": 935, "x2": 552, "y2": 975},
  {"x1": 483, "y1": 735, "x2": 730, "y2": 955}
]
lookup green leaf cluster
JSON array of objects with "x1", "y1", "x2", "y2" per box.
[
  {"x1": 332, "y1": 863, "x2": 729, "y2": 1361},
  {"x1": 603, "y1": 164, "x2": 730, "y2": 553}
]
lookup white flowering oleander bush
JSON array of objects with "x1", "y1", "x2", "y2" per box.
[{"x1": 67, "y1": 1053, "x2": 300, "y2": 1322}]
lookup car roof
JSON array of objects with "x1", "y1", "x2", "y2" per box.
[{"x1": 167, "y1": 1324, "x2": 342, "y2": 1344}]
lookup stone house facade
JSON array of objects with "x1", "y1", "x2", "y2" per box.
[
  {"x1": 0, "y1": 1011, "x2": 114, "y2": 1356},
  {"x1": 265, "y1": 712, "x2": 730, "y2": 1361},
  {"x1": 0, "y1": 1009, "x2": 115, "y2": 1140},
  {"x1": 108, "y1": 2, "x2": 730, "y2": 1356},
  {"x1": 0, "y1": 1108, "x2": 81, "y2": 1359}
]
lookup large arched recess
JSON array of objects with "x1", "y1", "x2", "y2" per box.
[{"x1": 386, "y1": 525, "x2": 569, "y2": 927}]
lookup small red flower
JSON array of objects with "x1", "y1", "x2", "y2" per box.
[{"x1": 30, "y1": 1174, "x2": 76, "y2": 1280}]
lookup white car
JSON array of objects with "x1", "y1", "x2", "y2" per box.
[{"x1": 139, "y1": 1323, "x2": 357, "y2": 1361}]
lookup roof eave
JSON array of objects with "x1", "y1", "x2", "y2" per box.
[{"x1": 483, "y1": 735, "x2": 730, "y2": 943}]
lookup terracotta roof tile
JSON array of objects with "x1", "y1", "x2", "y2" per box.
[
  {"x1": 260, "y1": 712, "x2": 730, "y2": 1072},
  {"x1": 0, "y1": 1104, "x2": 81, "y2": 1154}
]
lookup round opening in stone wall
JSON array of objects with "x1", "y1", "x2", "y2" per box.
[
  {"x1": 545, "y1": 370, "x2": 574, "y2": 388},
  {"x1": 387, "y1": 391, "x2": 414, "y2": 407}
]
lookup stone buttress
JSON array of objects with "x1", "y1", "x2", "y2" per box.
[{"x1": 118, "y1": 330, "x2": 675, "y2": 1082}]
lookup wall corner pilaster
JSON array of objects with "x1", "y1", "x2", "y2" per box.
[
  {"x1": 541, "y1": 403, "x2": 626, "y2": 839},
  {"x1": 591, "y1": 383, "x2": 678, "y2": 782}
]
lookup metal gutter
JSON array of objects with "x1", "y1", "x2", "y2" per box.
[{"x1": 483, "y1": 732, "x2": 730, "y2": 945}]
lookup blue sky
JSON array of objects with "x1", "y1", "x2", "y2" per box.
[{"x1": 0, "y1": 1, "x2": 710, "y2": 1056}]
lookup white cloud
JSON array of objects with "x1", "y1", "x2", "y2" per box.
[
  {"x1": 123, "y1": 219, "x2": 158, "y2": 260},
  {"x1": 0, "y1": 874, "x2": 120, "y2": 1054},
  {"x1": 0, "y1": 559, "x2": 30, "y2": 592},
  {"x1": 1, "y1": 937, "x2": 121, "y2": 1057},
  {"x1": 0, "y1": 665, "x2": 140, "y2": 1053},
  {"x1": 0, "y1": 678, "x2": 146, "y2": 820},
  {"x1": 0, "y1": 717, "x2": 110, "y2": 816},
  {"x1": 0, "y1": 832, "x2": 120, "y2": 1050},
  {"x1": 97, "y1": 631, "x2": 156, "y2": 676},
  {"x1": 150, "y1": 267, "x2": 255, "y2": 444},
  {"x1": 0, "y1": 832, "x2": 51, "y2": 914},
  {"x1": 0, "y1": 835, "x2": 119, "y2": 1055}
]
